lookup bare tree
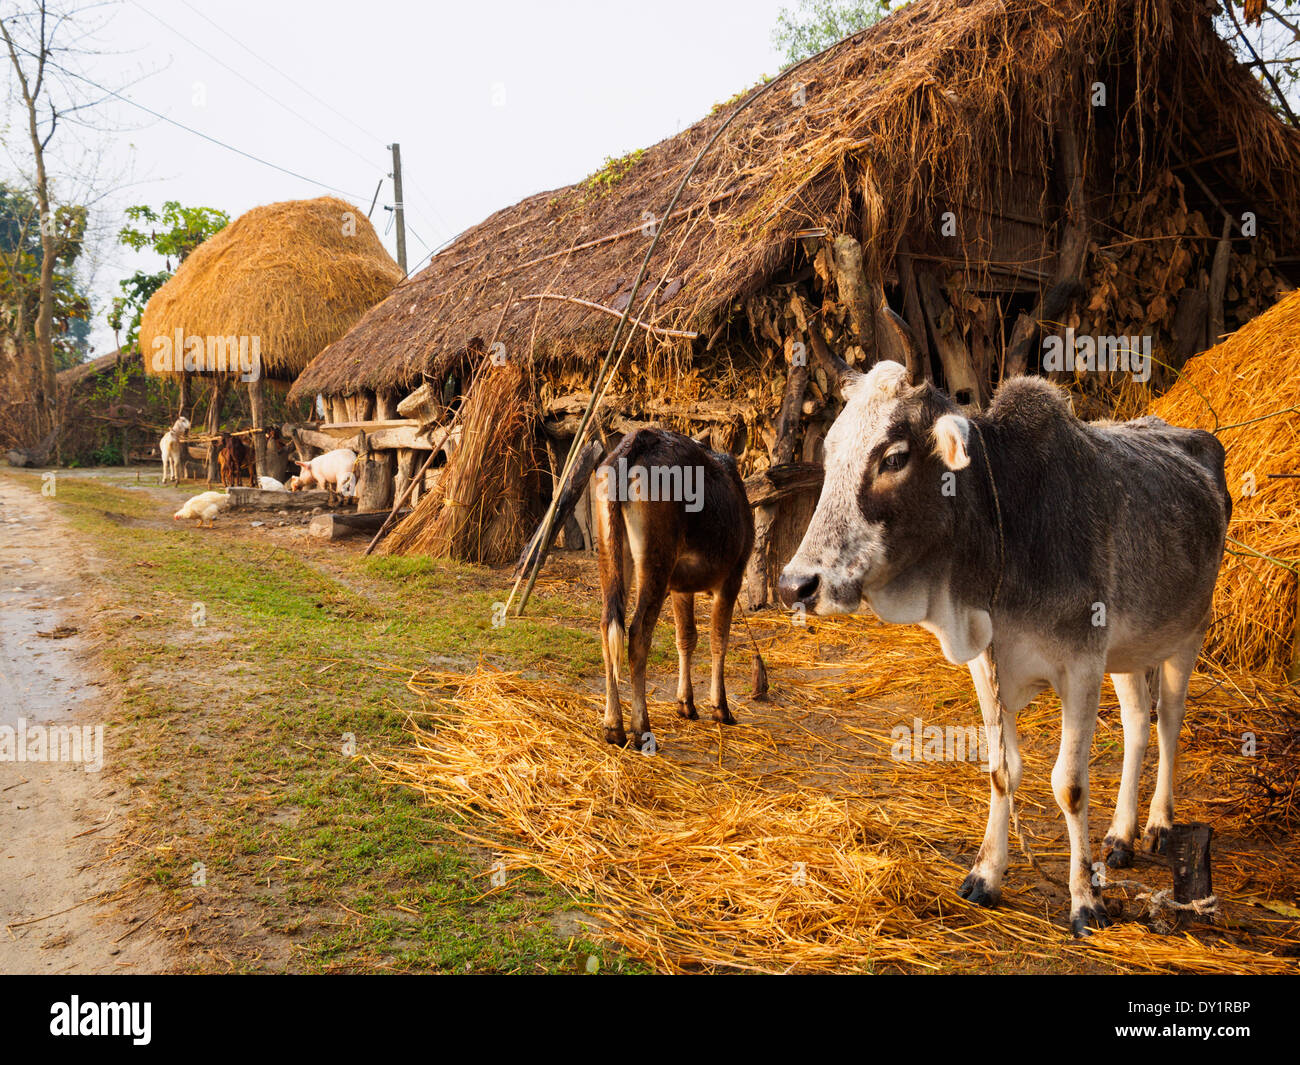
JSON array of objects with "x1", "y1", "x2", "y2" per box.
[{"x1": 2, "y1": 1, "x2": 121, "y2": 447}]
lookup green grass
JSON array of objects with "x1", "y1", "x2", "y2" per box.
[{"x1": 7, "y1": 470, "x2": 649, "y2": 973}]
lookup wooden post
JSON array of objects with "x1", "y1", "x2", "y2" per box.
[
  {"x1": 247, "y1": 373, "x2": 267, "y2": 479},
  {"x1": 1004, "y1": 106, "x2": 1089, "y2": 379},
  {"x1": 205, "y1": 378, "x2": 227, "y2": 484},
  {"x1": 746, "y1": 335, "x2": 808, "y2": 609},
  {"x1": 917, "y1": 271, "x2": 982, "y2": 409},
  {"x1": 894, "y1": 234, "x2": 933, "y2": 383},
  {"x1": 178, "y1": 374, "x2": 190, "y2": 419},
  {"x1": 355, "y1": 434, "x2": 395, "y2": 514},
  {"x1": 1207, "y1": 216, "x2": 1232, "y2": 349},
  {"x1": 1168, "y1": 822, "x2": 1214, "y2": 923},
  {"x1": 831, "y1": 234, "x2": 880, "y2": 357}
]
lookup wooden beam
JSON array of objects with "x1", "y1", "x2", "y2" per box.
[
  {"x1": 1207, "y1": 215, "x2": 1233, "y2": 348},
  {"x1": 310, "y1": 509, "x2": 410, "y2": 541},
  {"x1": 917, "y1": 270, "x2": 981, "y2": 409},
  {"x1": 894, "y1": 234, "x2": 933, "y2": 383},
  {"x1": 227, "y1": 486, "x2": 333, "y2": 510}
]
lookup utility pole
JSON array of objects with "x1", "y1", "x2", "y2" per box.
[{"x1": 388, "y1": 142, "x2": 408, "y2": 275}]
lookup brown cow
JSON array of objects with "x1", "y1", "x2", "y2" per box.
[{"x1": 595, "y1": 428, "x2": 754, "y2": 753}]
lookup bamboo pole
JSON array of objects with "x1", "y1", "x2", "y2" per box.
[{"x1": 505, "y1": 41, "x2": 847, "y2": 618}]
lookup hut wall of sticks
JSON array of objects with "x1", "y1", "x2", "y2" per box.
[
  {"x1": 140, "y1": 196, "x2": 403, "y2": 483},
  {"x1": 290, "y1": 0, "x2": 1300, "y2": 600}
]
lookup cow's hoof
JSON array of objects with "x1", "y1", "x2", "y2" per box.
[
  {"x1": 1142, "y1": 825, "x2": 1170, "y2": 855},
  {"x1": 711, "y1": 705, "x2": 736, "y2": 726},
  {"x1": 1103, "y1": 835, "x2": 1134, "y2": 869},
  {"x1": 1070, "y1": 901, "x2": 1112, "y2": 938},
  {"x1": 958, "y1": 873, "x2": 1001, "y2": 908},
  {"x1": 604, "y1": 727, "x2": 628, "y2": 747},
  {"x1": 677, "y1": 700, "x2": 698, "y2": 720}
]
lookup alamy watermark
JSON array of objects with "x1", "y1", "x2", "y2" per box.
[
  {"x1": 890, "y1": 716, "x2": 989, "y2": 770},
  {"x1": 0, "y1": 720, "x2": 104, "y2": 772},
  {"x1": 150, "y1": 329, "x2": 262, "y2": 381},
  {"x1": 1042, "y1": 329, "x2": 1151, "y2": 383},
  {"x1": 594, "y1": 458, "x2": 704, "y2": 513}
]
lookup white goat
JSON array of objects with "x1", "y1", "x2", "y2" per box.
[{"x1": 160, "y1": 416, "x2": 191, "y2": 485}]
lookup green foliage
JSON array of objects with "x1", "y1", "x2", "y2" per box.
[
  {"x1": 112, "y1": 200, "x2": 229, "y2": 351},
  {"x1": 581, "y1": 149, "x2": 646, "y2": 197},
  {"x1": 0, "y1": 183, "x2": 92, "y2": 367},
  {"x1": 771, "y1": 0, "x2": 894, "y2": 67}
]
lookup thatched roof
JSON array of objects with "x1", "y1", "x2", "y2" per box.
[
  {"x1": 142, "y1": 196, "x2": 403, "y2": 383},
  {"x1": 57, "y1": 348, "x2": 139, "y2": 388},
  {"x1": 290, "y1": 0, "x2": 1300, "y2": 402}
]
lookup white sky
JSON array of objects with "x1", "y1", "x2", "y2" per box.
[{"x1": 2, "y1": 0, "x2": 791, "y2": 356}]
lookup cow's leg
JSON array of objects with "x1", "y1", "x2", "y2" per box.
[
  {"x1": 627, "y1": 568, "x2": 669, "y2": 751},
  {"x1": 671, "y1": 591, "x2": 698, "y2": 720},
  {"x1": 707, "y1": 581, "x2": 739, "y2": 725},
  {"x1": 1053, "y1": 664, "x2": 1110, "y2": 936},
  {"x1": 1142, "y1": 635, "x2": 1200, "y2": 854},
  {"x1": 959, "y1": 652, "x2": 1023, "y2": 908},
  {"x1": 1103, "y1": 671, "x2": 1151, "y2": 868},
  {"x1": 599, "y1": 599, "x2": 624, "y2": 747}
]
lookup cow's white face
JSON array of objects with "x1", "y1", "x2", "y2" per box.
[{"x1": 779, "y1": 360, "x2": 972, "y2": 616}]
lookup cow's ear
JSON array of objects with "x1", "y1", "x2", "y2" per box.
[{"x1": 933, "y1": 414, "x2": 971, "y2": 470}]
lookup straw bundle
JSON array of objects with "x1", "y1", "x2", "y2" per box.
[
  {"x1": 140, "y1": 196, "x2": 402, "y2": 382},
  {"x1": 381, "y1": 361, "x2": 539, "y2": 564},
  {"x1": 379, "y1": 610, "x2": 1299, "y2": 974},
  {"x1": 1149, "y1": 290, "x2": 1300, "y2": 676}
]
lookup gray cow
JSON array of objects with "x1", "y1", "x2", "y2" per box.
[{"x1": 778, "y1": 360, "x2": 1230, "y2": 936}]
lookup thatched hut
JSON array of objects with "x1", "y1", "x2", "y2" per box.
[
  {"x1": 141, "y1": 196, "x2": 403, "y2": 477},
  {"x1": 290, "y1": 0, "x2": 1300, "y2": 599}
]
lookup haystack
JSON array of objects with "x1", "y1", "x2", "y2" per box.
[
  {"x1": 140, "y1": 196, "x2": 402, "y2": 384},
  {"x1": 381, "y1": 361, "x2": 541, "y2": 564},
  {"x1": 1150, "y1": 290, "x2": 1300, "y2": 677}
]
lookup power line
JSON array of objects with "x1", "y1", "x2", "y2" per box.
[
  {"x1": 164, "y1": 1, "x2": 461, "y2": 254},
  {"x1": 176, "y1": 0, "x2": 380, "y2": 146},
  {"x1": 129, "y1": 0, "x2": 379, "y2": 170},
  {"x1": 36, "y1": 51, "x2": 368, "y2": 201}
]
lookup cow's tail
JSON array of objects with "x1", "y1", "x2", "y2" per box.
[{"x1": 597, "y1": 483, "x2": 628, "y2": 683}]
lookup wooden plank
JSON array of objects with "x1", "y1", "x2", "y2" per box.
[
  {"x1": 316, "y1": 418, "x2": 418, "y2": 436},
  {"x1": 310, "y1": 510, "x2": 409, "y2": 541},
  {"x1": 297, "y1": 423, "x2": 445, "y2": 453},
  {"x1": 228, "y1": 487, "x2": 333, "y2": 511}
]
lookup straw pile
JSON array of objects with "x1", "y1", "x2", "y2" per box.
[
  {"x1": 380, "y1": 609, "x2": 1300, "y2": 974},
  {"x1": 1149, "y1": 290, "x2": 1300, "y2": 677},
  {"x1": 381, "y1": 361, "x2": 540, "y2": 564},
  {"x1": 140, "y1": 196, "x2": 402, "y2": 382}
]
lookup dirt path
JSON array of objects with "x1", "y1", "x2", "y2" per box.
[{"x1": 0, "y1": 473, "x2": 173, "y2": 973}]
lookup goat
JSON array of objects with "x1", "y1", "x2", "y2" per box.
[
  {"x1": 595, "y1": 428, "x2": 755, "y2": 753},
  {"x1": 263, "y1": 427, "x2": 292, "y2": 484},
  {"x1": 217, "y1": 433, "x2": 255, "y2": 488},
  {"x1": 160, "y1": 417, "x2": 190, "y2": 485}
]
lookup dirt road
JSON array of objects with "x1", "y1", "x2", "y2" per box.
[{"x1": 0, "y1": 473, "x2": 172, "y2": 973}]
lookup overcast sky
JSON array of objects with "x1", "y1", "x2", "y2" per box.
[{"x1": 2, "y1": 0, "x2": 791, "y2": 356}]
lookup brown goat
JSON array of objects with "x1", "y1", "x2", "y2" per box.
[
  {"x1": 217, "y1": 433, "x2": 255, "y2": 488},
  {"x1": 595, "y1": 428, "x2": 755, "y2": 753}
]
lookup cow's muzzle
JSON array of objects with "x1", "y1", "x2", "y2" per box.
[{"x1": 778, "y1": 571, "x2": 819, "y2": 610}]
